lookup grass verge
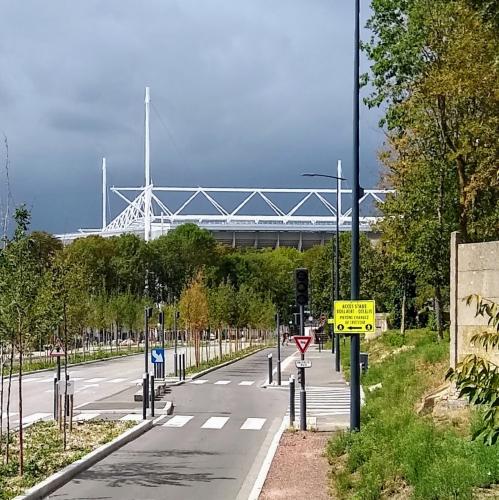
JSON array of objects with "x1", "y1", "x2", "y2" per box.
[
  {"x1": 327, "y1": 329, "x2": 499, "y2": 499},
  {"x1": 0, "y1": 419, "x2": 133, "y2": 500},
  {"x1": 184, "y1": 344, "x2": 265, "y2": 376}
]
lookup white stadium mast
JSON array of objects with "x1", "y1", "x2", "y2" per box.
[{"x1": 144, "y1": 86, "x2": 152, "y2": 242}]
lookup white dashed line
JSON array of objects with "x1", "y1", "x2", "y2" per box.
[
  {"x1": 238, "y1": 381, "x2": 255, "y2": 386},
  {"x1": 107, "y1": 378, "x2": 127, "y2": 383},
  {"x1": 190, "y1": 379, "x2": 209, "y2": 384},
  {"x1": 85, "y1": 378, "x2": 106, "y2": 383},
  {"x1": 214, "y1": 380, "x2": 231, "y2": 385}
]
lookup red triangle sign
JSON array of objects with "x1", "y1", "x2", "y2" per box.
[{"x1": 294, "y1": 336, "x2": 312, "y2": 354}]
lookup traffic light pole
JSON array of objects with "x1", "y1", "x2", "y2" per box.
[
  {"x1": 299, "y1": 304, "x2": 306, "y2": 431},
  {"x1": 350, "y1": 0, "x2": 361, "y2": 432},
  {"x1": 276, "y1": 312, "x2": 281, "y2": 386}
]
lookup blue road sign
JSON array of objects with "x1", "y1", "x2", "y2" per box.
[{"x1": 151, "y1": 348, "x2": 165, "y2": 364}]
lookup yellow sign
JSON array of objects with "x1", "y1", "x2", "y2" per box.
[{"x1": 334, "y1": 300, "x2": 375, "y2": 333}]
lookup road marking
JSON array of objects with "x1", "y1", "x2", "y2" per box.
[
  {"x1": 214, "y1": 380, "x2": 231, "y2": 385},
  {"x1": 35, "y1": 377, "x2": 54, "y2": 383},
  {"x1": 70, "y1": 377, "x2": 85, "y2": 381},
  {"x1": 241, "y1": 418, "x2": 266, "y2": 430},
  {"x1": 153, "y1": 414, "x2": 168, "y2": 424},
  {"x1": 201, "y1": 416, "x2": 229, "y2": 429},
  {"x1": 129, "y1": 379, "x2": 143, "y2": 384},
  {"x1": 238, "y1": 381, "x2": 255, "y2": 386},
  {"x1": 22, "y1": 413, "x2": 51, "y2": 425},
  {"x1": 23, "y1": 377, "x2": 44, "y2": 383},
  {"x1": 75, "y1": 384, "x2": 99, "y2": 393},
  {"x1": 1, "y1": 412, "x2": 18, "y2": 418},
  {"x1": 85, "y1": 378, "x2": 105, "y2": 383},
  {"x1": 107, "y1": 378, "x2": 127, "y2": 383},
  {"x1": 74, "y1": 413, "x2": 100, "y2": 421},
  {"x1": 163, "y1": 415, "x2": 194, "y2": 428},
  {"x1": 120, "y1": 414, "x2": 142, "y2": 422},
  {"x1": 190, "y1": 379, "x2": 209, "y2": 384}
]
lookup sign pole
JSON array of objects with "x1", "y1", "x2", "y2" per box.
[
  {"x1": 299, "y1": 304, "x2": 306, "y2": 431},
  {"x1": 276, "y1": 312, "x2": 281, "y2": 386}
]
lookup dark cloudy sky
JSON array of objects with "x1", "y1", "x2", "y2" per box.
[{"x1": 0, "y1": 0, "x2": 384, "y2": 234}]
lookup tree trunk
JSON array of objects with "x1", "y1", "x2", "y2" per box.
[
  {"x1": 5, "y1": 343, "x2": 14, "y2": 464},
  {"x1": 17, "y1": 327, "x2": 24, "y2": 476},
  {"x1": 400, "y1": 287, "x2": 406, "y2": 335},
  {"x1": 0, "y1": 343, "x2": 4, "y2": 456}
]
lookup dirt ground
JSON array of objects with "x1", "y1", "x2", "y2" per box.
[{"x1": 259, "y1": 430, "x2": 334, "y2": 500}]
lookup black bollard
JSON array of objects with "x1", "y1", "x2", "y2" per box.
[
  {"x1": 142, "y1": 373, "x2": 147, "y2": 420},
  {"x1": 150, "y1": 373, "x2": 155, "y2": 417},
  {"x1": 268, "y1": 353, "x2": 273, "y2": 385},
  {"x1": 289, "y1": 375, "x2": 295, "y2": 427}
]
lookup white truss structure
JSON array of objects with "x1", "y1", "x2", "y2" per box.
[{"x1": 57, "y1": 88, "x2": 393, "y2": 246}]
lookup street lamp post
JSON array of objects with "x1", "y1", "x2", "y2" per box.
[{"x1": 302, "y1": 165, "x2": 345, "y2": 373}]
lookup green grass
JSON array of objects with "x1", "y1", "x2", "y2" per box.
[
  {"x1": 0, "y1": 420, "x2": 133, "y2": 500},
  {"x1": 184, "y1": 344, "x2": 264, "y2": 375},
  {"x1": 327, "y1": 329, "x2": 499, "y2": 499}
]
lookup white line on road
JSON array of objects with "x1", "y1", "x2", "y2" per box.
[
  {"x1": 201, "y1": 416, "x2": 229, "y2": 429},
  {"x1": 163, "y1": 415, "x2": 194, "y2": 428},
  {"x1": 214, "y1": 380, "x2": 231, "y2": 385},
  {"x1": 85, "y1": 378, "x2": 105, "y2": 383},
  {"x1": 190, "y1": 379, "x2": 209, "y2": 384},
  {"x1": 74, "y1": 413, "x2": 100, "y2": 421},
  {"x1": 241, "y1": 418, "x2": 266, "y2": 430},
  {"x1": 22, "y1": 413, "x2": 51, "y2": 425},
  {"x1": 239, "y1": 381, "x2": 255, "y2": 386},
  {"x1": 120, "y1": 414, "x2": 142, "y2": 422},
  {"x1": 107, "y1": 378, "x2": 127, "y2": 383},
  {"x1": 34, "y1": 377, "x2": 54, "y2": 383},
  {"x1": 23, "y1": 377, "x2": 44, "y2": 383}
]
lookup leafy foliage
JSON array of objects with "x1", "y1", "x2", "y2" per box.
[{"x1": 447, "y1": 295, "x2": 499, "y2": 445}]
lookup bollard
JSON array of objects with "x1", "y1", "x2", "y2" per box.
[
  {"x1": 289, "y1": 375, "x2": 295, "y2": 427},
  {"x1": 150, "y1": 373, "x2": 155, "y2": 417},
  {"x1": 174, "y1": 353, "x2": 178, "y2": 377},
  {"x1": 142, "y1": 373, "x2": 147, "y2": 420},
  {"x1": 53, "y1": 374, "x2": 58, "y2": 421},
  {"x1": 182, "y1": 353, "x2": 186, "y2": 380},
  {"x1": 267, "y1": 353, "x2": 273, "y2": 385}
]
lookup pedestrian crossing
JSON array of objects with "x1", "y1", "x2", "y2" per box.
[
  {"x1": 289, "y1": 386, "x2": 350, "y2": 418},
  {"x1": 161, "y1": 415, "x2": 268, "y2": 431},
  {"x1": 189, "y1": 379, "x2": 257, "y2": 386}
]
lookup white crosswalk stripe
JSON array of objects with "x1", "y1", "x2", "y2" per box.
[
  {"x1": 21, "y1": 412, "x2": 51, "y2": 425},
  {"x1": 120, "y1": 414, "x2": 142, "y2": 422},
  {"x1": 238, "y1": 381, "x2": 255, "y2": 386},
  {"x1": 74, "y1": 413, "x2": 100, "y2": 422},
  {"x1": 201, "y1": 416, "x2": 229, "y2": 429},
  {"x1": 190, "y1": 379, "x2": 209, "y2": 384},
  {"x1": 163, "y1": 415, "x2": 194, "y2": 428},
  {"x1": 85, "y1": 378, "x2": 106, "y2": 383},
  {"x1": 214, "y1": 380, "x2": 231, "y2": 385},
  {"x1": 241, "y1": 418, "x2": 266, "y2": 430},
  {"x1": 290, "y1": 386, "x2": 350, "y2": 417},
  {"x1": 107, "y1": 378, "x2": 127, "y2": 383}
]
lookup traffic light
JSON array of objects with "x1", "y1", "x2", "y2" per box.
[{"x1": 295, "y1": 268, "x2": 309, "y2": 306}]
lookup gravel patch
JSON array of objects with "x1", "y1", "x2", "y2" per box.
[{"x1": 259, "y1": 430, "x2": 334, "y2": 500}]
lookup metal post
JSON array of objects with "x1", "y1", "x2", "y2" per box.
[
  {"x1": 350, "y1": 0, "x2": 361, "y2": 432},
  {"x1": 144, "y1": 307, "x2": 152, "y2": 408},
  {"x1": 174, "y1": 310, "x2": 178, "y2": 376},
  {"x1": 335, "y1": 162, "x2": 341, "y2": 372},
  {"x1": 300, "y1": 369, "x2": 307, "y2": 431},
  {"x1": 56, "y1": 347, "x2": 61, "y2": 382},
  {"x1": 159, "y1": 311, "x2": 165, "y2": 379},
  {"x1": 142, "y1": 373, "x2": 147, "y2": 420},
  {"x1": 276, "y1": 313, "x2": 281, "y2": 385},
  {"x1": 268, "y1": 353, "x2": 273, "y2": 385},
  {"x1": 53, "y1": 374, "x2": 58, "y2": 420},
  {"x1": 299, "y1": 304, "x2": 307, "y2": 431},
  {"x1": 182, "y1": 353, "x2": 186, "y2": 380},
  {"x1": 177, "y1": 353, "x2": 181, "y2": 381},
  {"x1": 65, "y1": 373, "x2": 70, "y2": 417},
  {"x1": 150, "y1": 373, "x2": 155, "y2": 417},
  {"x1": 289, "y1": 375, "x2": 295, "y2": 426}
]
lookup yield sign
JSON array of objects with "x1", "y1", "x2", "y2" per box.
[
  {"x1": 294, "y1": 336, "x2": 312, "y2": 354},
  {"x1": 50, "y1": 348, "x2": 65, "y2": 357}
]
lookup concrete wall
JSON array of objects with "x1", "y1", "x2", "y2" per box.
[{"x1": 449, "y1": 232, "x2": 499, "y2": 368}]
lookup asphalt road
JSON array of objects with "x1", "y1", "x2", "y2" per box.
[
  {"x1": 49, "y1": 347, "x2": 295, "y2": 500},
  {"x1": 1, "y1": 341, "x2": 241, "y2": 429}
]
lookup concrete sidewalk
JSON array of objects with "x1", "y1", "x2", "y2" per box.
[{"x1": 270, "y1": 344, "x2": 350, "y2": 430}]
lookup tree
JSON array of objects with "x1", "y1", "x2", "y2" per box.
[
  {"x1": 447, "y1": 295, "x2": 499, "y2": 445},
  {"x1": 179, "y1": 272, "x2": 209, "y2": 366}
]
